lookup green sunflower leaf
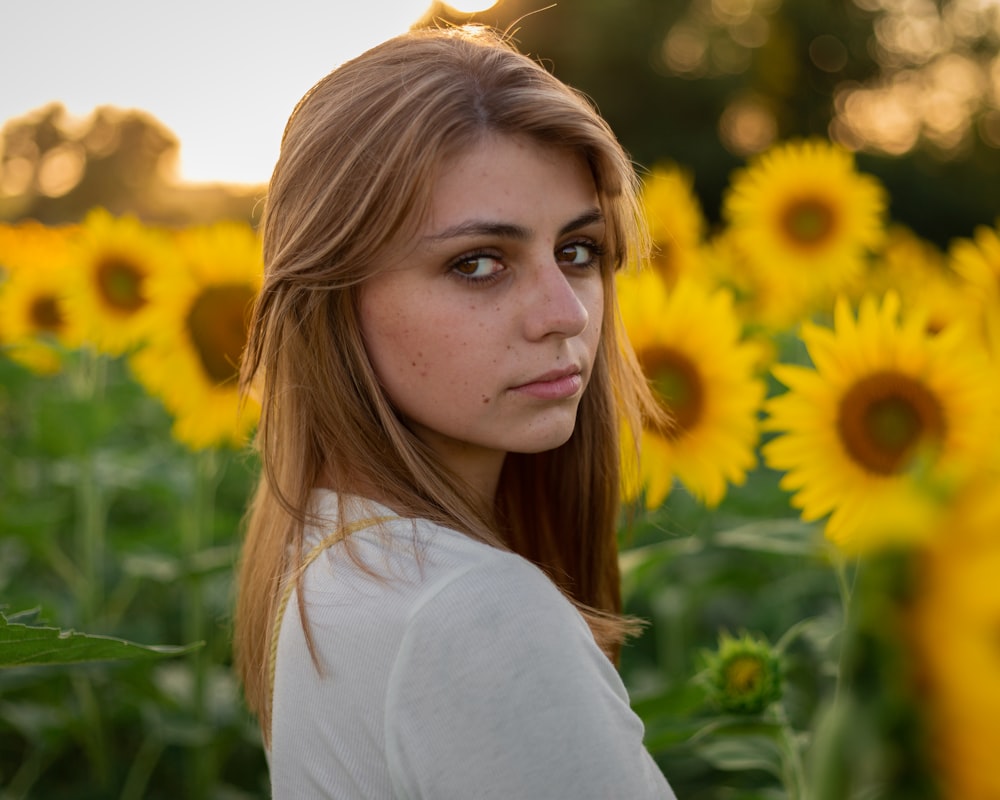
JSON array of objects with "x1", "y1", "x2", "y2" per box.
[
  {"x1": 693, "y1": 734, "x2": 785, "y2": 780},
  {"x1": 0, "y1": 612, "x2": 201, "y2": 668},
  {"x1": 713, "y1": 518, "x2": 824, "y2": 556}
]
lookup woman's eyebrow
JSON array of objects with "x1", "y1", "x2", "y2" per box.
[
  {"x1": 560, "y1": 208, "x2": 605, "y2": 236},
  {"x1": 425, "y1": 220, "x2": 529, "y2": 242},
  {"x1": 424, "y1": 207, "x2": 605, "y2": 243}
]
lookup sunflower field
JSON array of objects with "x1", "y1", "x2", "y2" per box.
[{"x1": 1, "y1": 137, "x2": 999, "y2": 799}]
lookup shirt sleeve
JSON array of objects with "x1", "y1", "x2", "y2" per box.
[{"x1": 384, "y1": 554, "x2": 676, "y2": 800}]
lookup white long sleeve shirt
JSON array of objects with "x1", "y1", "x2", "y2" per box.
[{"x1": 269, "y1": 490, "x2": 676, "y2": 799}]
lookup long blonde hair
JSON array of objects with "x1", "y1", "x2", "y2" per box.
[{"x1": 235, "y1": 25, "x2": 659, "y2": 742}]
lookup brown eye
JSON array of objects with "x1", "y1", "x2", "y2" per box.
[
  {"x1": 556, "y1": 242, "x2": 598, "y2": 267},
  {"x1": 452, "y1": 255, "x2": 504, "y2": 281}
]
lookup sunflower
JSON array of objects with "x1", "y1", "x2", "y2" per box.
[
  {"x1": 640, "y1": 163, "x2": 707, "y2": 288},
  {"x1": 722, "y1": 139, "x2": 887, "y2": 310},
  {"x1": 618, "y1": 271, "x2": 765, "y2": 508},
  {"x1": 949, "y1": 221, "x2": 1000, "y2": 349},
  {"x1": 906, "y1": 271, "x2": 976, "y2": 342},
  {"x1": 908, "y1": 509, "x2": 1000, "y2": 800},
  {"x1": 949, "y1": 220, "x2": 1000, "y2": 309},
  {"x1": 857, "y1": 225, "x2": 975, "y2": 342},
  {"x1": 0, "y1": 221, "x2": 79, "y2": 373},
  {"x1": 63, "y1": 208, "x2": 179, "y2": 356},
  {"x1": 867, "y1": 225, "x2": 945, "y2": 287},
  {"x1": 129, "y1": 221, "x2": 262, "y2": 450},
  {"x1": 763, "y1": 293, "x2": 1000, "y2": 552},
  {"x1": 702, "y1": 227, "x2": 812, "y2": 332},
  {"x1": 700, "y1": 631, "x2": 783, "y2": 715}
]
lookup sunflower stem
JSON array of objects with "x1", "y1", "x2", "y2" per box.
[
  {"x1": 182, "y1": 447, "x2": 219, "y2": 799},
  {"x1": 69, "y1": 348, "x2": 109, "y2": 631},
  {"x1": 61, "y1": 348, "x2": 115, "y2": 787},
  {"x1": 119, "y1": 732, "x2": 166, "y2": 800},
  {"x1": 832, "y1": 554, "x2": 860, "y2": 705},
  {"x1": 76, "y1": 443, "x2": 104, "y2": 629},
  {"x1": 72, "y1": 670, "x2": 109, "y2": 787},
  {"x1": 774, "y1": 704, "x2": 807, "y2": 800}
]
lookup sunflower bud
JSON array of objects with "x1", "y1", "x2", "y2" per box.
[{"x1": 701, "y1": 631, "x2": 783, "y2": 715}]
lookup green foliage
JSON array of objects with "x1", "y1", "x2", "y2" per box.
[
  {"x1": 0, "y1": 610, "x2": 199, "y2": 668},
  {"x1": 618, "y1": 472, "x2": 831, "y2": 799},
  {"x1": 0, "y1": 354, "x2": 266, "y2": 799},
  {"x1": 0, "y1": 344, "x2": 936, "y2": 798}
]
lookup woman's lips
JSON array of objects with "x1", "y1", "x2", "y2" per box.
[{"x1": 510, "y1": 369, "x2": 583, "y2": 400}]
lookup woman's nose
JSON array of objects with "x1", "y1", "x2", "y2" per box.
[{"x1": 521, "y1": 261, "x2": 593, "y2": 341}]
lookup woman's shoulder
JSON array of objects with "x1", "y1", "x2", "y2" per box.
[
  {"x1": 302, "y1": 489, "x2": 567, "y2": 616},
  {"x1": 404, "y1": 535, "x2": 575, "y2": 632}
]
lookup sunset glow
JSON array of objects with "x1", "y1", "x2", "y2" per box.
[{"x1": 0, "y1": 1, "x2": 442, "y2": 184}]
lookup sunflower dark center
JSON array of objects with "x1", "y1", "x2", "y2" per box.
[
  {"x1": 725, "y1": 655, "x2": 765, "y2": 695},
  {"x1": 185, "y1": 283, "x2": 255, "y2": 385},
  {"x1": 96, "y1": 257, "x2": 146, "y2": 312},
  {"x1": 637, "y1": 345, "x2": 704, "y2": 438},
  {"x1": 836, "y1": 370, "x2": 945, "y2": 475},
  {"x1": 30, "y1": 295, "x2": 64, "y2": 332},
  {"x1": 781, "y1": 197, "x2": 836, "y2": 248}
]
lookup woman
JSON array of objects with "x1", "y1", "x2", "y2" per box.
[{"x1": 235, "y1": 24, "x2": 675, "y2": 799}]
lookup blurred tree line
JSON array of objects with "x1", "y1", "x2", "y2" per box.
[
  {"x1": 0, "y1": 104, "x2": 261, "y2": 226},
  {"x1": 426, "y1": 0, "x2": 999, "y2": 246},
  {"x1": 1, "y1": 0, "x2": 996, "y2": 244}
]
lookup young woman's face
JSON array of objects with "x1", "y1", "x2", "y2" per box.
[{"x1": 359, "y1": 134, "x2": 605, "y2": 496}]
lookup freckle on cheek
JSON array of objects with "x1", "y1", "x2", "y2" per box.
[{"x1": 482, "y1": 396, "x2": 490, "y2": 404}]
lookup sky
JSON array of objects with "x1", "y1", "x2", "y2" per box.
[{"x1": 0, "y1": 0, "x2": 489, "y2": 185}]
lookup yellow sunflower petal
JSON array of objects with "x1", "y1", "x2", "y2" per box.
[
  {"x1": 764, "y1": 292, "x2": 1000, "y2": 553},
  {"x1": 640, "y1": 162, "x2": 707, "y2": 289},
  {"x1": 0, "y1": 221, "x2": 79, "y2": 373},
  {"x1": 950, "y1": 220, "x2": 1000, "y2": 308},
  {"x1": 129, "y1": 220, "x2": 263, "y2": 450},
  {"x1": 619, "y1": 271, "x2": 765, "y2": 508},
  {"x1": 63, "y1": 208, "x2": 181, "y2": 356},
  {"x1": 723, "y1": 139, "x2": 887, "y2": 313},
  {"x1": 909, "y1": 518, "x2": 1000, "y2": 798}
]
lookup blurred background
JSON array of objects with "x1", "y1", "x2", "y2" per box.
[
  {"x1": 1, "y1": 1, "x2": 999, "y2": 799},
  {"x1": 2, "y1": 0, "x2": 997, "y2": 238}
]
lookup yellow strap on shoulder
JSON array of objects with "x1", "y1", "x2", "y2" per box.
[{"x1": 268, "y1": 516, "x2": 394, "y2": 701}]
